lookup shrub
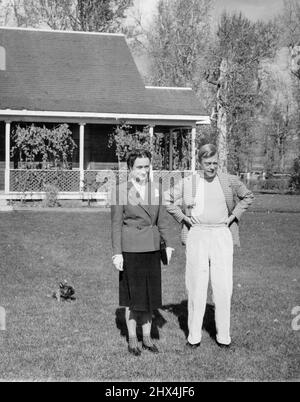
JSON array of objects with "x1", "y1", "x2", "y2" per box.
[
  {"x1": 260, "y1": 177, "x2": 290, "y2": 192},
  {"x1": 42, "y1": 183, "x2": 60, "y2": 208},
  {"x1": 108, "y1": 124, "x2": 172, "y2": 170},
  {"x1": 240, "y1": 175, "x2": 291, "y2": 193},
  {"x1": 11, "y1": 124, "x2": 77, "y2": 167}
]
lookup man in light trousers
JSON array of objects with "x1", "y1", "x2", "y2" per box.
[{"x1": 165, "y1": 144, "x2": 254, "y2": 348}]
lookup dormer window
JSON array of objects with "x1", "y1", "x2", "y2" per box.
[{"x1": 0, "y1": 46, "x2": 6, "y2": 70}]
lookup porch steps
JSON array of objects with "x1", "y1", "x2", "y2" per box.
[{"x1": 0, "y1": 191, "x2": 109, "y2": 208}]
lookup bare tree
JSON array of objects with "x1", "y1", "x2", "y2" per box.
[
  {"x1": 6, "y1": 0, "x2": 73, "y2": 29},
  {"x1": 0, "y1": 0, "x2": 12, "y2": 25},
  {"x1": 263, "y1": 75, "x2": 296, "y2": 172},
  {"x1": 143, "y1": 0, "x2": 214, "y2": 169},
  {"x1": 278, "y1": 0, "x2": 300, "y2": 78},
  {"x1": 146, "y1": 3, "x2": 279, "y2": 173},
  {"x1": 6, "y1": 0, "x2": 133, "y2": 32},
  {"x1": 278, "y1": 0, "x2": 300, "y2": 157},
  {"x1": 205, "y1": 13, "x2": 279, "y2": 172},
  {"x1": 146, "y1": 0, "x2": 213, "y2": 90},
  {"x1": 71, "y1": 0, "x2": 133, "y2": 33}
]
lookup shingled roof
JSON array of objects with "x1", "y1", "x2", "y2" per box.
[
  {"x1": 0, "y1": 27, "x2": 207, "y2": 119},
  {"x1": 145, "y1": 86, "x2": 203, "y2": 116}
]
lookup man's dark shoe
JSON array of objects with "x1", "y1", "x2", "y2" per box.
[
  {"x1": 128, "y1": 345, "x2": 142, "y2": 356},
  {"x1": 142, "y1": 343, "x2": 159, "y2": 353},
  {"x1": 186, "y1": 341, "x2": 201, "y2": 350},
  {"x1": 216, "y1": 341, "x2": 231, "y2": 349}
]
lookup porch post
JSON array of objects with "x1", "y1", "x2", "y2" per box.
[
  {"x1": 79, "y1": 123, "x2": 85, "y2": 192},
  {"x1": 191, "y1": 126, "x2": 196, "y2": 172},
  {"x1": 169, "y1": 129, "x2": 173, "y2": 171},
  {"x1": 149, "y1": 125, "x2": 154, "y2": 181},
  {"x1": 149, "y1": 125, "x2": 154, "y2": 148},
  {"x1": 5, "y1": 121, "x2": 11, "y2": 193}
]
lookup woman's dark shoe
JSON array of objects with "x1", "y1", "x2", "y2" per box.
[
  {"x1": 216, "y1": 341, "x2": 231, "y2": 349},
  {"x1": 186, "y1": 341, "x2": 201, "y2": 350},
  {"x1": 128, "y1": 345, "x2": 142, "y2": 356},
  {"x1": 142, "y1": 343, "x2": 159, "y2": 353}
]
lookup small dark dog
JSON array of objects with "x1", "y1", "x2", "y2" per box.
[{"x1": 53, "y1": 280, "x2": 76, "y2": 301}]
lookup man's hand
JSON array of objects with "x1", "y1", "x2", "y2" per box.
[
  {"x1": 112, "y1": 254, "x2": 124, "y2": 271},
  {"x1": 225, "y1": 215, "x2": 236, "y2": 227},
  {"x1": 166, "y1": 247, "x2": 174, "y2": 265}
]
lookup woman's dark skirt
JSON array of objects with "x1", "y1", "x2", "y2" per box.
[{"x1": 119, "y1": 251, "x2": 162, "y2": 312}]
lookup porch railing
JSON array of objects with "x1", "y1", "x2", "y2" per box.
[
  {"x1": 8, "y1": 168, "x2": 292, "y2": 196},
  {"x1": 9, "y1": 169, "x2": 194, "y2": 193},
  {"x1": 10, "y1": 169, "x2": 80, "y2": 192}
]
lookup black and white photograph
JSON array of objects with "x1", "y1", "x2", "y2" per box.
[{"x1": 0, "y1": 0, "x2": 299, "y2": 385}]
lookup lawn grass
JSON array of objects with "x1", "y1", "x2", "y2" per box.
[
  {"x1": 0, "y1": 197, "x2": 299, "y2": 381},
  {"x1": 251, "y1": 193, "x2": 300, "y2": 213}
]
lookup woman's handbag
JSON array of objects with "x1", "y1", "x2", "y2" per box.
[{"x1": 160, "y1": 240, "x2": 168, "y2": 265}]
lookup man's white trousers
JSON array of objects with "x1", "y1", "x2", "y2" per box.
[{"x1": 186, "y1": 225, "x2": 233, "y2": 345}]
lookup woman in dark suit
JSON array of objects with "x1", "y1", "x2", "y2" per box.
[{"x1": 111, "y1": 150, "x2": 174, "y2": 356}]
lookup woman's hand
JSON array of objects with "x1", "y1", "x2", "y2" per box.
[
  {"x1": 112, "y1": 254, "x2": 124, "y2": 271},
  {"x1": 166, "y1": 247, "x2": 174, "y2": 265}
]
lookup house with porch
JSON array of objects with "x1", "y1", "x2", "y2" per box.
[{"x1": 0, "y1": 27, "x2": 209, "y2": 205}]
